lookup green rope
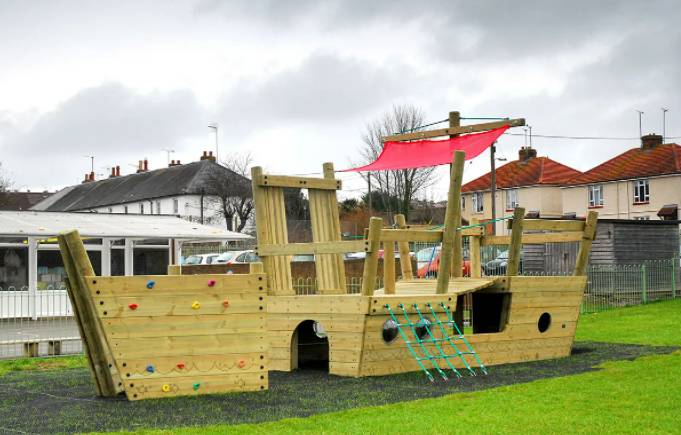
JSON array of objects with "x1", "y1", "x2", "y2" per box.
[
  {"x1": 412, "y1": 304, "x2": 462, "y2": 378},
  {"x1": 427, "y1": 215, "x2": 513, "y2": 232},
  {"x1": 437, "y1": 302, "x2": 488, "y2": 375},
  {"x1": 426, "y1": 303, "x2": 476, "y2": 376},
  {"x1": 398, "y1": 304, "x2": 449, "y2": 381},
  {"x1": 385, "y1": 304, "x2": 435, "y2": 382}
]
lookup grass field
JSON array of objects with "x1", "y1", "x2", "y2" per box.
[{"x1": 1, "y1": 299, "x2": 679, "y2": 434}]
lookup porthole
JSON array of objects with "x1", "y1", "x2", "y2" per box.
[
  {"x1": 414, "y1": 318, "x2": 432, "y2": 340},
  {"x1": 538, "y1": 312, "x2": 551, "y2": 333},
  {"x1": 312, "y1": 321, "x2": 327, "y2": 339},
  {"x1": 382, "y1": 319, "x2": 399, "y2": 343}
]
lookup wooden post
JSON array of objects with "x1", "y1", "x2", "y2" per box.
[
  {"x1": 167, "y1": 264, "x2": 181, "y2": 275},
  {"x1": 506, "y1": 207, "x2": 525, "y2": 276},
  {"x1": 249, "y1": 262, "x2": 264, "y2": 274},
  {"x1": 361, "y1": 217, "x2": 383, "y2": 296},
  {"x1": 436, "y1": 151, "x2": 465, "y2": 294},
  {"x1": 383, "y1": 241, "x2": 396, "y2": 294},
  {"x1": 394, "y1": 214, "x2": 413, "y2": 280},
  {"x1": 470, "y1": 217, "x2": 482, "y2": 278},
  {"x1": 59, "y1": 230, "x2": 122, "y2": 396},
  {"x1": 574, "y1": 211, "x2": 598, "y2": 276}
]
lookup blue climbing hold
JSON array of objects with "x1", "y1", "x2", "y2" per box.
[
  {"x1": 146, "y1": 364, "x2": 155, "y2": 373},
  {"x1": 146, "y1": 280, "x2": 156, "y2": 289}
]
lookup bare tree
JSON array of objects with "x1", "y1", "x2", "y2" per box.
[
  {"x1": 0, "y1": 163, "x2": 12, "y2": 207},
  {"x1": 357, "y1": 104, "x2": 438, "y2": 221},
  {"x1": 204, "y1": 153, "x2": 254, "y2": 232}
]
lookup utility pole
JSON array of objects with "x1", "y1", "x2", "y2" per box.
[
  {"x1": 367, "y1": 173, "x2": 372, "y2": 215},
  {"x1": 490, "y1": 142, "x2": 497, "y2": 235},
  {"x1": 208, "y1": 123, "x2": 219, "y2": 162},
  {"x1": 662, "y1": 107, "x2": 669, "y2": 143},
  {"x1": 635, "y1": 110, "x2": 644, "y2": 143}
]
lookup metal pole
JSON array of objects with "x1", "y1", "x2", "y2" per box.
[
  {"x1": 208, "y1": 124, "x2": 219, "y2": 162},
  {"x1": 662, "y1": 107, "x2": 669, "y2": 143},
  {"x1": 367, "y1": 173, "x2": 372, "y2": 215},
  {"x1": 490, "y1": 142, "x2": 497, "y2": 235}
]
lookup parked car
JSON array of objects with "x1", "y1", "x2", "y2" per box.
[
  {"x1": 482, "y1": 250, "x2": 523, "y2": 275},
  {"x1": 182, "y1": 253, "x2": 221, "y2": 265},
  {"x1": 213, "y1": 251, "x2": 239, "y2": 264},
  {"x1": 415, "y1": 245, "x2": 471, "y2": 278},
  {"x1": 227, "y1": 250, "x2": 261, "y2": 265}
]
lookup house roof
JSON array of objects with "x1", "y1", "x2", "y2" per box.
[
  {"x1": 567, "y1": 143, "x2": 681, "y2": 185},
  {"x1": 462, "y1": 156, "x2": 582, "y2": 192},
  {"x1": 0, "y1": 191, "x2": 54, "y2": 211},
  {"x1": 0, "y1": 211, "x2": 252, "y2": 240},
  {"x1": 32, "y1": 160, "x2": 247, "y2": 212}
]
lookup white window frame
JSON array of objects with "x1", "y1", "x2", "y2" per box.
[
  {"x1": 139, "y1": 203, "x2": 144, "y2": 214},
  {"x1": 173, "y1": 198, "x2": 179, "y2": 214},
  {"x1": 588, "y1": 184, "x2": 604, "y2": 207},
  {"x1": 633, "y1": 179, "x2": 649, "y2": 203},
  {"x1": 505, "y1": 189, "x2": 519, "y2": 211},
  {"x1": 472, "y1": 192, "x2": 484, "y2": 213},
  {"x1": 156, "y1": 201, "x2": 161, "y2": 214}
]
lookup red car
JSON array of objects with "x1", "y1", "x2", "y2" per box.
[{"x1": 416, "y1": 252, "x2": 471, "y2": 278}]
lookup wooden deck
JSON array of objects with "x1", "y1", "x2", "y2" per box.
[{"x1": 373, "y1": 277, "x2": 500, "y2": 296}]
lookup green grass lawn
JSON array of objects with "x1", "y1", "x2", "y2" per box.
[{"x1": 2, "y1": 300, "x2": 680, "y2": 434}]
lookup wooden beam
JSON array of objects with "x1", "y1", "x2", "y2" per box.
[
  {"x1": 380, "y1": 229, "x2": 443, "y2": 243},
  {"x1": 383, "y1": 241, "x2": 396, "y2": 295},
  {"x1": 436, "y1": 151, "x2": 465, "y2": 294},
  {"x1": 256, "y1": 240, "x2": 366, "y2": 256},
  {"x1": 507, "y1": 219, "x2": 586, "y2": 232},
  {"x1": 574, "y1": 211, "x2": 599, "y2": 276},
  {"x1": 361, "y1": 217, "x2": 383, "y2": 296},
  {"x1": 253, "y1": 174, "x2": 341, "y2": 190},
  {"x1": 383, "y1": 118, "x2": 526, "y2": 142},
  {"x1": 481, "y1": 231, "x2": 584, "y2": 246},
  {"x1": 506, "y1": 207, "x2": 525, "y2": 276},
  {"x1": 469, "y1": 218, "x2": 482, "y2": 279},
  {"x1": 393, "y1": 214, "x2": 413, "y2": 280}
]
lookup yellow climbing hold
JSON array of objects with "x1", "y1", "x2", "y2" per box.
[
  {"x1": 191, "y1": 301, "x2": 201, "y2": 310},
  {"x1": 162, "y1": 384, "x2": 171, "y2": 392}
]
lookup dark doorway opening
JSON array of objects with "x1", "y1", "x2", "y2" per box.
[
  {"x1": 471, "y1": 292, "x2": 512, "y2": 334},
  {"x1": 292, "y1": 320, "x2": 329, "y2": 371}
]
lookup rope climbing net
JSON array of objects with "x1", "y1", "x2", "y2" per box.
[{"x1": 385, "y1": 302, "x2": 487, "y2": 382}]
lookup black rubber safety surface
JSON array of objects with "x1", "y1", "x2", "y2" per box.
[{"x1": 0, "y1": 342, "x2": 676, "y2": 434}]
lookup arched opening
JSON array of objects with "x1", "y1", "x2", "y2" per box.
[{"x1": 291, "y1": 320, "x2": 329, "y2": 371}]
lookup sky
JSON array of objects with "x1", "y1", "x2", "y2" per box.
[{"x1": 1, "y1": 0, "x2": 680, "y2": 200}]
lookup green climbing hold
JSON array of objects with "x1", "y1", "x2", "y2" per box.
[{"x1": 193, "y1": 382, "x2": 200, "y2": 391}]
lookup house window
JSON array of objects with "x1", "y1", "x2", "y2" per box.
[
  {"x1": 633, "y1": 216, "x2": 650, "y2": 220},
  {"x1": 156, "y1": 201, "x2": 161, "y2": 214},
  {"x1": 505, "y1": 189, "x2": 519, "y2": 211},
  {"x1": 633, "y1": 179, "x2": 649, "y2": 203},
  {"x1": 124, "y1": 206, "x2": 128, "y2": 214},
  {"x1": 173, "y1": 199, "x2": 179, "y2": 214},
  {"x1": 472, "y1": 193, "x2": 484, "y2": 213},
  {"x1": 139, "y1": 203, "x2": 144, "y2": 214},
  {"x1": 461, "y1": 196, "x2": 465, "y2": 211},
  {"x1": 108, "y1": 207, "x2": 113, "y2": 213},
  {"x1": 588, "y1": 185, "x2": 604, "y2": 207}
]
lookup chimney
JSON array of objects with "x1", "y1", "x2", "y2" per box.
[
  {"x1": 82, "y1": 173, "x2": 90, "y2": 183},
  {"x1": 109, "y1": 167, "x2": 116, "y2": 178},
  {"x1": 116, "y1": 166, "x2": 120, "y2": 177},
  {"x1": 518, "y1": 146, "x2": 537, "y2": 162},
  {"x1": 168, "y1": 159, "x2": 182, "y2": 167},
  {"x1": 641, "y1": 133, "x2": 663, "y2": 150},
  {"x1": 89, "y1": 171, "x2": 95, "y2": 181},
  {"x1": 143, "y1": 159, "x2": 149, "y2": 171},
  {"x1": 200, "y1": 150, "x2": 216, "y2": 162}
]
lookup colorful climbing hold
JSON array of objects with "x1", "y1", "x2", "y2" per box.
[
  {"x1": 207, "y1": 279, "x2": 216, "y2": 287},
  {"x1": 191, "y1": 301, "x2": 201, "y2": 310},
  {"x1": 237, "y1": 359, "x2": 246, "y2": 369},
  {"x1": 128, "y1": 303, "x2": 138, "y2": 310},
  {"x1": 146, "y1": 280, "x2": 156, "y2": 289},
  {"x1": 222, "y1": 299, "x2": 230, "y2": 308},
  {"x1": 146, "y1": 364, "x2": 155, "y2": 373},
  {"x1": 177, "y1": 362, "x2": 185, "y2": 370},
  {"x1": 192, "y1": 382, "x2": 200, "y2": 391},
  {"x1": 162, "y1": 384, "x2": 170, "y2": 392}
]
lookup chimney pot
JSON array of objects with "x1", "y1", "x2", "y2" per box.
[
  {"x1": 143, "y1": 159, "x2": 149, "y2": 171},
  {"x1": 518, "y1": 146, "x2": 537, "y2": 161},
  {"x1": 641, "y1": 133, "x2": 663, "y2": 149},
  {"x1": 116, "y1": 166, "x2": 120, "y2": 176},
  {"x1": 209, "y1": 151, "x2": 213, "y2": 156},
  {"x1": 89, "y1": 171, "x2": 95, "y2": 181},
  {"x1": 111, "y1": 167, "x2": 116, "y2": 177}
]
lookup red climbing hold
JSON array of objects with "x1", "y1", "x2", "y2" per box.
[
  {"x1": 177, "y1": 362, "x2": 185, "y2": 370},
  {"x1": 237, "y1": 359, "x2": 246, "y2": 369},
  {"x1": 222, "y1": 299, "x2": 230, "y2": 308},
  {"x1": 128, "y1": 303, "x2": 138, "y2": 310},
  {"x1": 207, "y1": 279, "x2": 216, "y2": 287}
]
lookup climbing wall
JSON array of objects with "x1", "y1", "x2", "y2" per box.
[{"x1": 83, "y1": 274, "x2": 268, "y2": 400}]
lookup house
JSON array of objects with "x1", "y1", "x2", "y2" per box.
[
  {"x1": 461, "y1": 146, "x2": 582, "y2": 234},
  {"x1": 31, "y1": 151, "x2": 250, "y2": 231},
  {"x1": 0, "y1": 190, "x2": 53, "y2": 211},
  {"x1": 561, "y1": 134, "x2": 681, "y2": 221}
]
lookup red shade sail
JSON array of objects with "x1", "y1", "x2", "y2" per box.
[{"x1": 343, "y1": 126, "x2": 509, "y2": 172}]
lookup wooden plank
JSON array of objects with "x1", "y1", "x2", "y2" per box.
[
  {"x1": 437, "y1": 151, "x2": 465, "y2": 293},
  {"x1": 380, "y1": 229, "x2": 443, "y2": 243},
  {"x1": 507, "y1": 219, "x2": 585, "y2": 232},
  {"x1": 461, "y1": 226, "x2": 484, "y2": 236},
  {"x1": 112, "y1": 333, "x2": 267, "y2": 359},
  {"x1": 574, "y1": 211, "x2": 599, "y2": 276},
  {"x1": 256, "y1": 240, "x2": 365, "y2": 256},
  {"x1": 128, "y1": 372, "x2": 267, "y2": 400},
  {"x1": 85, "y1": 274, "x2": 266, "y2": 296},
  {"x1": 104, "y1": 314, "x2": 266, "y2": 338},
  {"x1": 383, "y1": 241, "x2": 396, "y2": 295},
  {"x1": 394, "y1": 214, "x2": 413, "y2": 280},
  {"x1": 368, "y1": 295, "x2": 453, "y2": 315},
  {"x1": 267, "y1": 295, "x2": 370, "y2": 315},
  {"x1": 507, "y1": 275, "x2": 587, "y2": 292},
  {"x1": 251, "y1": 166, "x2": 294, "y2": 295},
  {"x1": 383, "y1": 118, "x2": 526, "y2": 142},
  {"x1": 469, "y1": 218, "x2": 482, "y2": 279},
  {"x1": 378, "y1": 277, "x2": 498, "y2": 296},
  {"x1": 481, "y1": 232, "x2": 584, "y2": 245},
  {"x1": 361, "y1": 217, "x2": 383, "y2": 296},
  {"x1": 253, "y1": 174, "x2": 341, "y2": 190},
  {"x1": 119, "y1": 352, "x2": 266, "y2": 379}
]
